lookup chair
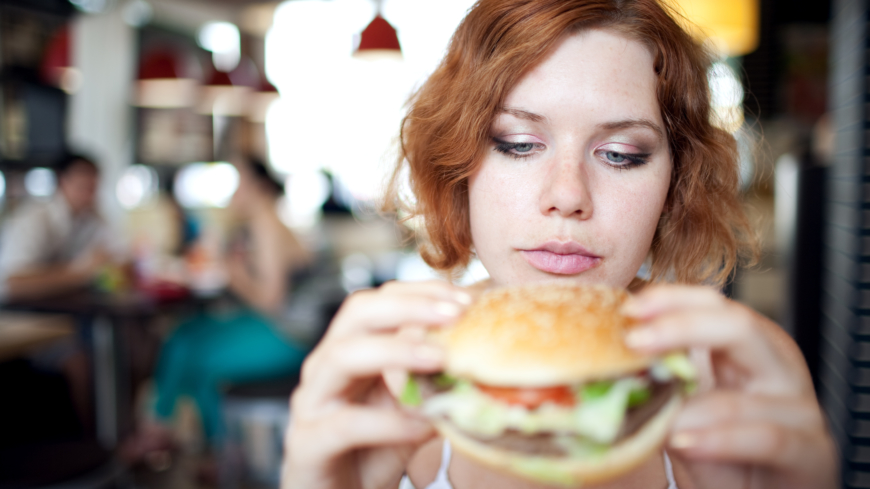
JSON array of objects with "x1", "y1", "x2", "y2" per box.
[{"x1": 218, "y1": 269, "x2": 346, "y2": 488}]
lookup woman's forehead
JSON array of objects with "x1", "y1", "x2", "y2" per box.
[{"x1": 501, "y1": 29, "x2": 662, "y2": 129}]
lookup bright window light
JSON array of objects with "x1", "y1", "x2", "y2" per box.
[
  {"x1": 198, "y1": 22, "x2": 241, "y2": 72},
  {"x1": 265, "y1": 0, "x2": 476, "y2": 202},
  {"x1": 116, "y1": 164, "x2": 158, "y2": 209},
  {"x1": 0, "y1": 171, "x2": 6, "y2": 200},
  {"x1": 24, "y1": 168, "x2": 57, "y2": 197},
  {"x1": 278, "y1": 170, "x2": 331, "y2": 229},
  {"x1": 708, "y1": 61, "x2": 745, "y2": 133},
  {"x1": 396, "y1": 254, "x2": 489, "y2": 285},
  {"x1": 174, "y1": 162, "x2": 239, "y2": 209},
  {"x1": 122, "y1": 0, "x2": 153, "y2": 27},
  {"x1": 69, "y1": 0, "x2": 109, "y2": 14},
  {"x1": 383, "y1": 0, "x2": 476, "y2": 88}
]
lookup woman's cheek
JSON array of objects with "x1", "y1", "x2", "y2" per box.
[{"x1": 600, "y1": 184, "x2": 667, "y2": 269}]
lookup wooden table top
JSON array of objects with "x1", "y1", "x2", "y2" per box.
[{"x1": 0, "y1": 313, "x2": 73, "y2": 362}]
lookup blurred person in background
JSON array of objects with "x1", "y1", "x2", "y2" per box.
[
  {"x1": 124, "y1": 157, "x2": 312, "y2": 473},
  {"x1": 0, "y1": 152, "x2": 117, "y2": 433},
  {"x1": 0, "y1": 153, "x2": 115, "y2": 301}
]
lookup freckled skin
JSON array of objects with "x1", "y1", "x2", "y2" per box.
[{"x1": 469, "y1": 29, "x2": 672, "y2": 289}]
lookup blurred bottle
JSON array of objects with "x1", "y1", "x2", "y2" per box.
[
  {"x1": 94, "y1": 263, "x2": 130, "y2": 294},
  {"x1": 185, "y1": 231, "x2": 227, "y2": 297}
]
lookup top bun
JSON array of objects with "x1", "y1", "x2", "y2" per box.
[{"x1": 436, "y1": 282, "x2": 653, "y2": 387}]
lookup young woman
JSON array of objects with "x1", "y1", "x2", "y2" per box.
[
  {"x1": 282, "y1": 1, "x2": 837, "y2": 488},
  {"x1": 126, "y1": 159, "x2": 311, "y2": 466}
]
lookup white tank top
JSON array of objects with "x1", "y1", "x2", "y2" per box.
[{"x1": 398, "y1": 440, "x2": 679, "y2": 489}]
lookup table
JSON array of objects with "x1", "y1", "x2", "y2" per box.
[
  {"x1": 2, "y1": 288, "x2": 215, "y2": 448},
  {"x1": 0, "y1": 312, "x2": 73, "y2": 362}
]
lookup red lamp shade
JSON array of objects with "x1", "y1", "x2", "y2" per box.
[
  {"x1": 205, "y1": 69, "x2": 233, "y2": 87},
  {"x1": 135, "y1": 49, "x2": 199, "y2": 108},
  {"x1": 139, "y1": 51, "x2": 180, "y2": 80},
  {"x1": 198, "y1": 60, "x2": 257, "y2": 116},
  {"x1": 355, "y1": 14, "x2": 402, "y2": 60},
  {"x1": 41, "y1": 25, "x2": 78, "y2": 92}
]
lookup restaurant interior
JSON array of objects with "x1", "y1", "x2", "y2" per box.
[{"x1": 0, "y1": 0, "x2": 856, "y2": 487}]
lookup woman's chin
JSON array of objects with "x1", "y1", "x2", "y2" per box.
[{"x1": 493, "y1": 267, "x2": 619, "y2": 288}]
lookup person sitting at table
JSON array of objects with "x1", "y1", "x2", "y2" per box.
[
  {"x1": 125, "y1": 157, "x2": 313, "y2": 470},
  {"x1": 0, "y1": 152, "x2": 120, "y2": 433},
  {"x1": 0, "y1": 153, "x2": 118, "y2": 301}
]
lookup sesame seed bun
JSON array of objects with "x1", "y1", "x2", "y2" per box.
[{"x1": 433, "y1": 282, "x2": 654, "y2": 386}]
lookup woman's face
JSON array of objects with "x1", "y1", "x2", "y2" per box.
[{"x1": 468, "y1": 29, "x2": 672, "y2": 288}]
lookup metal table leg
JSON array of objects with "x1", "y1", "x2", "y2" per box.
[{"x1": 92, "y1": 314, "x2": 117, "y2": 447}]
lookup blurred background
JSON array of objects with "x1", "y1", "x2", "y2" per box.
[{"x1": 0, "y1": 0, "x2": 860, "y2": 487}]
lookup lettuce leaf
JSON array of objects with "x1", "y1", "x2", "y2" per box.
[
  {"x1": 433, "y1": 373, "x2": 458, "y2": 389},
  {"x1": 581, "y1": 380, "x2": 614, "y2": 400},
  {"x1": 628, "y1": 386, "x2": 651, "y2": 407},
  {"x1": 651, "y1": 352, "x2": 697, "y2": 382},
  {"x1": 400, "y1": 376, "x2": 423, "y2": 406},
  {"x1": 423, "y1": 377, "x2": 647, "y2": 443},
  {"x1": 572, "y1": 377, "x2": 643, "y2": 443},
  {"x1": 662, "y1": 353, "x2": 696, "y2": 380}
]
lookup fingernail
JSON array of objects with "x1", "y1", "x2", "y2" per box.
[
  {"x1": 670, "y1": 432, "x2": 697, "y2": 449},
  {"x1": 414, "y1": 344, "x2": 444, "y2": 362},
  {"x1": 625, "y1": 328, "x2": 656, "y2": 348},
  {"x1": 434, "y1": 302, "x2": 461, "y2": 317},
  {"x1": 454, "y1": 292, "x2": 473, "y2": 305}
]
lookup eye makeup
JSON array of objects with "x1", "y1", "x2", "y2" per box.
[
  {"x1": 492, "y1": 138, "x2": 543, "y2": 159},
  {"x1": 488, "y1": 114, "x2": 665, "y2": 169},
  {"x1": 595, "y1": 149, "x2": 651, "y2": 169}
]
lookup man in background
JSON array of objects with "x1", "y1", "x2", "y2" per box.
[
  {"x1": 0, "y1": 153, "x2": 113, "y2": 301},
  {"x1": 0, "y1": 153, "x2": 117, "y2": 433}
]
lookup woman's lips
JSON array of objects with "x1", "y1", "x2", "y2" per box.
[{"x1": 520, "y1": 243, "x2": 601, "y2": 275}]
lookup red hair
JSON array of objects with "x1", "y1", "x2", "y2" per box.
[{"x1": 385, "y1": 0, "x2": 756, "y2": 286}]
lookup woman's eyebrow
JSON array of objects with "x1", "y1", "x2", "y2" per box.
[
  {"x1": 498, "y1": 106, "x2": 547, "y2": 123},
  {"x1": 598, "y1": 119, "x2": 664, "y2": 140}
]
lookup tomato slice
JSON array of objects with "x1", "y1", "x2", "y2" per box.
[{"x1": 476, "y1": 384, "x2": 576, "y2": 409}]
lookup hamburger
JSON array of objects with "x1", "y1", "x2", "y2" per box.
[{"x1": 398, "y1": 283, "x2": 696, "y2": 487}]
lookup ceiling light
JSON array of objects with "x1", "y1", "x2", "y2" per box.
[{"x1": 355, "y1": 11, "x2": 402, "y2": 61}]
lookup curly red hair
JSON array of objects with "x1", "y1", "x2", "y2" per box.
[{"x1": 385, "y1": 0, "x2": 756, "y2": 286}]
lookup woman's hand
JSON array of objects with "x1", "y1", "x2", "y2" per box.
[
  {"x1": 281, "y1": 280, "x2": 472, "y2": 489},
  {"x1": 622, "y1": 285, "x2": 838, "y2": 489}
]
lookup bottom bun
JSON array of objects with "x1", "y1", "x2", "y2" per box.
[{"x1": 433, "y1": 394, "x2": 682, "y2": 487}]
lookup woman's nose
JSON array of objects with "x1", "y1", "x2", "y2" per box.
[{"x1": 538, "y1": 155, "x2": 593, "y2": 219}]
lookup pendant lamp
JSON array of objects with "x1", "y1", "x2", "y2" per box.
[
  {"x1": 135, "y1": 49, "x2": 199, "y2": 108},
  {"x1": 41, "y1": 25, "x2": 81, "y2": 93},
  {"x1": 354, "y1": 10, "x2": 402, "y2": 61},
  {"x1": 198, "y1": 58, "x2": 257, "y2": 116},
  {"x1": 664, "y1": 0, "x2": 759, "y2": 56}
]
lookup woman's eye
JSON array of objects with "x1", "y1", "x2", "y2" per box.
[
  {"x1": 604, "y1": 151, "x2": 626, "y2": 163},
  {"x1": 597, "y1": 149, "x2": 651, "y2": 169},
  {"x1": 512, "y1": 143, "x2": 535, "y2": 153},
  {"x1": 493, "y1": 139, "x2": 540, "y2": 158}
]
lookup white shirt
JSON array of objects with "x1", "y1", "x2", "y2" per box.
[{"x1": 0, "y1": 194, "x2": 110, "y2": 298}]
